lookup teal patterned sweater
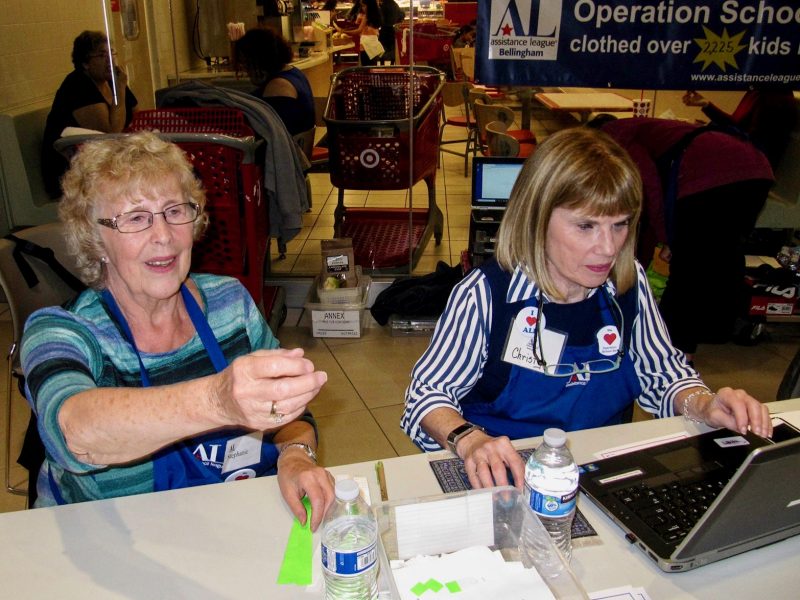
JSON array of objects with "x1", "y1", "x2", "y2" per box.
[{"x1": 21, "y1": 274, "x2": 299, "y2": 506}]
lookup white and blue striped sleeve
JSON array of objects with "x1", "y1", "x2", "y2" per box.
[
  {"x1": 401, "y1": 268, "x2": 493, "y2": 451},
  {"x1": 629, "y1": 262, "x2": 705, "y2": 418}
]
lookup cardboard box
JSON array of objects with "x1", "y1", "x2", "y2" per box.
[{"x1": 305, "y1": 276, "x2": 370, "y2": 338}]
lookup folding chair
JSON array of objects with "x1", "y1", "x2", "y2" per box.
[
  {"x1": 438, "y1": 81, "x2": 476, "y2": 177},
  {"x1": 485, "y1": 120, "x2": 536, "y2": 158},
  {"x1": 0, "y1": 223, "x2": 83, "y2": 500}
]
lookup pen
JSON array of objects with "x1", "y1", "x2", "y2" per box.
[{"x1": 375, "y1": 461, "x2": 388, "y2": 502}]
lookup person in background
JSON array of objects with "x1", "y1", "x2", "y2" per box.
[
  {"x1": 42, "y1": 30, "x2": 138, "y2": 199},
  {"x1": 682, "y1": 88, "x2": 797, "y2": 169},
  {"x1": 334, "y1": 0, "x2": 384, "y2": 66},
  {"x1": 22, "y1": 132, "x2": 333, "y2": 530},
  {"x1": 601, "y1": 117, "x2": 774, "y2": 362},
  {"x1": 452, "y1": 22, "x2": 477, "y2": 48},
  {"x1": 234, "y1": 28, "x2": 315, "y2": 137},
  {"x1": 378, "y1": 0, "x2": 405, "y2": 64},
  {"x1": 401, "y1": 127, "x2": 771, "y2": 490}
]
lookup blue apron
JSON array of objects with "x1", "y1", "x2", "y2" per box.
[
  {"x1": 48, "y1": 284, "x2": 278, "y2": 504},
  {"x1": 462, "y1": 264, "x2": 642, "y2": 440}
]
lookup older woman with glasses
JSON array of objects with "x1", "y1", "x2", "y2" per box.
[
  {"x1": 42, "y1": 30, "x2": 139, "y2": 199},
  {"x1": 402, "y1": 127, "x2": 771, "y2": 491},
  {"x1": 22, "y1": 132, "x2": 334, "y2": 530}
]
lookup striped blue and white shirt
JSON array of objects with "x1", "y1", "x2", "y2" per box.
[{"x1": 401, "y1": 262, "x2": 703, "y2": 451}]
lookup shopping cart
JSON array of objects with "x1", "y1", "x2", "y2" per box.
[
  {"x1": 126, "y1": 108, "x2": 274, "y2": 311},
  {"x1": 324, "y1": 66, "x2": 445, "y2": 273},
  {"x1": 394, "y1": 22, "x2": 457, "y2": 68},
  {"x1": 52, "y1": 108, "x2": 286, "y2": 330}
]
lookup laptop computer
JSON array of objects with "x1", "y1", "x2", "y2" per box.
[
  {"x1": 471, "y1": 156, "x2": 526, "y2": 210},
  {"x1": 579, "y1": 420, "x2": 800, "y2": 572}
]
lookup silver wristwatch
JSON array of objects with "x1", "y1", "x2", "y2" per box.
[
  {"x1": 280, "y1": 442, "x2": 318, "y2": 463},
  {"x1": 446, "y1": 422, "x2": 485, "y2": 454}
]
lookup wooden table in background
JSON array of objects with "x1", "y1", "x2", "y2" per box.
[{"x1": 535, "y1": 91, "x2": 634, "y2": 123}]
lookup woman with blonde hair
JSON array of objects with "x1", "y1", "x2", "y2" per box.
[
  {"x1": 402, "y1": 127, "x2": 771, "y2": 491},
  {"x1": 23, "y1": 132, "x2": 334, "y2": 530}
]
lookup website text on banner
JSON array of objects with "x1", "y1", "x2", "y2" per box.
[{"x1": 476, "y1": 0, "x2": 800, "y2": 89}]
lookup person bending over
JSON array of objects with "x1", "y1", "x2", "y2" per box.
[
  {"x1": 23, "y1": 132, "x2": 333, "y2": 530},
  {"x1": 682, "y1": 88, "x2": 796, "y2": 169},
  {"x1": 334, "y1": 0, "x2": 384, "y2": 66},
  {"x1": 401, "y1": 127, "x2": 771, "y2": 490}
]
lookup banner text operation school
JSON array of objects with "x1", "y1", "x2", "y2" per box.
[{"x1": 574, "y1": 0, "x2": 800, "y2": 29}]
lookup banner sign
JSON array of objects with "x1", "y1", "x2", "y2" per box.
[{"x1": 476, "y1": 1, "x2": 800, "y2": 89}]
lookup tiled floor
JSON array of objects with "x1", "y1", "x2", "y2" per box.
[{"x1": 1, "y1": 102, "x2": 798, "y2": 513}]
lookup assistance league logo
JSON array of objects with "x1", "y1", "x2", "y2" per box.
[{"x1": 489, "y1": 0, "x2": 563, "y2": 60}]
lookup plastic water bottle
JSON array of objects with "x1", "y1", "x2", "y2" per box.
[
  {"x1": 321, "y1": 478, "x2": 379, "y2": 600},
  {"x1": 524, "y1": 428, "x2": 579, "y2": 561}
]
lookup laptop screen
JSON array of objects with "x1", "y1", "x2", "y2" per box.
[{"x1": 471, "y1": 157, "x2": 526, "y2": 208}]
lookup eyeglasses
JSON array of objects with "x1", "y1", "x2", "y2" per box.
[
  {"x1": 531, "y1": 288, "x2": 625, "y2": 377},
  {"x1": 97, "y1": 203, "x2": 200, "y2": 233}
]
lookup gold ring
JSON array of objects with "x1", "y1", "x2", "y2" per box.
[{"x1": 270, "y1": 401, "x2": 278, "y2": 416}]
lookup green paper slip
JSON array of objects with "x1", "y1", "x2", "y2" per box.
[{"x1": 277, "y1": 497, "x2": 313, "y2": 586}]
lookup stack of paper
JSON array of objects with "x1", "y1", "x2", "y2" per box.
[{"x1": 390, "y1": 545, "x2": 556, "y2": 600}]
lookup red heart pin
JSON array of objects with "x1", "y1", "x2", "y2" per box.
[
  {"x1": 604, "y1": 333, "x2": 617, "y2": 344},
  {"x1": 526, "y1": 316, "x2": 537, "y2": 326}
]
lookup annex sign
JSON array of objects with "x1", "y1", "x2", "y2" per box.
[{"x1": 476, "y1": 0, "x2": 800, "y2": 88}]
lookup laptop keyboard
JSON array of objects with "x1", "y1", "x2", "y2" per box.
[{"x1": 614, "y1": 475, "x2": 729, "y2": 544}]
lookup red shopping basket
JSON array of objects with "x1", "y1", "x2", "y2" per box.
[
  {"x1": 126, "y1": 108, "x2": 270, "y2": 314},
  {"x1": 323, "y1": 66, "x2": 445, "y2": 273},
  {"x1": 395, "y1": 22, "x2": 455, "y2": 65}
]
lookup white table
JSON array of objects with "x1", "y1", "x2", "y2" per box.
[{"x1": 2, "y1": 399, "x2": 799, "y2": 599}]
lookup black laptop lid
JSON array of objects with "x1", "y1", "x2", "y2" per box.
[
  {"x1": 471, "y1": 156, "x2": 526, "y2": 208},
  {"x1": 676, "y1": 436, "x2": 800, "y2": 558}
]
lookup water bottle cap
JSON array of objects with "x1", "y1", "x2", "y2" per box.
[
  {"x1": 543, "y1": 428, "x2": 566, "y2": 447},
  {"x1": 335, "y1": 478, "x2": 361, "y2": 501}
]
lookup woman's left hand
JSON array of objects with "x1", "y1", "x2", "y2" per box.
[
  {"x1": 698, "y1": 387, "x2": 772, "y2": 438},
  {"x1": 277, "y1": 451, "x2": 335, "y2": 532}
]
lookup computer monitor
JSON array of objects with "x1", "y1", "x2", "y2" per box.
[{"x1": 471, "y1": 156, "x2": 527, "y2": 208}]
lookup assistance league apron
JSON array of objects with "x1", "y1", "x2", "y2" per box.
[
  {"x1": 48, "y1": 284, "x2": 278, "y2": 505},
  {"x1": 462, "y1": 265, "x2": 642, "y2": 440}
]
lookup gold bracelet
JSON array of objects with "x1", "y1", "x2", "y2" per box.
[{"x1": 682, "y1": 389, "x2": 714, "y2": 424}]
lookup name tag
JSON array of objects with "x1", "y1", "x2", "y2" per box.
[
  {"x1": 502, "y1": 307, "x2": 566, "y2": 373},
  {"x1": 222, "y1": 431, "x2": 263, "y2": 474}
]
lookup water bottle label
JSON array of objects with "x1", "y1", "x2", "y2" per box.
[
  {"x1": 321, "y1": 541, "x2": 377, "y2": 577},
  {"x1": 527, "y1": 487, "x2": 577, "y2": 517}
]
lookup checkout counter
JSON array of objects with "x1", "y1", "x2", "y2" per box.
[{"x1": 169, "y1": 42, "x2": 354, "y2": 100}]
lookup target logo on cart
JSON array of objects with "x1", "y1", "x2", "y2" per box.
[{"x1": 359, "y1": 149, "x2": 381, "y2": 168}]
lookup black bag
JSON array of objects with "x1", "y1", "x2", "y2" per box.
[
  {"x1": 370, "y1": 261, "x2": 464, "y2": 326},
  {"x1": 5, "y1": 233, "x2": 85, "y2": 507}
]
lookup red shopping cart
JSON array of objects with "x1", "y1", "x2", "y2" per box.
[
  {"x1": 394, "y1": 22, "x2": 456, "y2": 68},
  {"x1": 324, "y1": 66, "x2": 445, "y2": 273},
  {"x1": 125, "y1": 108, "x2": 284, "y2": 329}
]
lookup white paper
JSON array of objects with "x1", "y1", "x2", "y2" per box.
[
  {"x1": 392, "y1": 546, "x2": 555, "y2": 600},
  {"x1": 394, "y1": 494, "x2": 493, "y2": 560},
  {"x1": 774, "y1": 411, "x2": 800, "y2": 430},
  {"x1": 593, "y1": 431, "x2": 690, "y2": 459},
  {"x1": 590, "y1": 585, "x2": 652, "y2": 600}
]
